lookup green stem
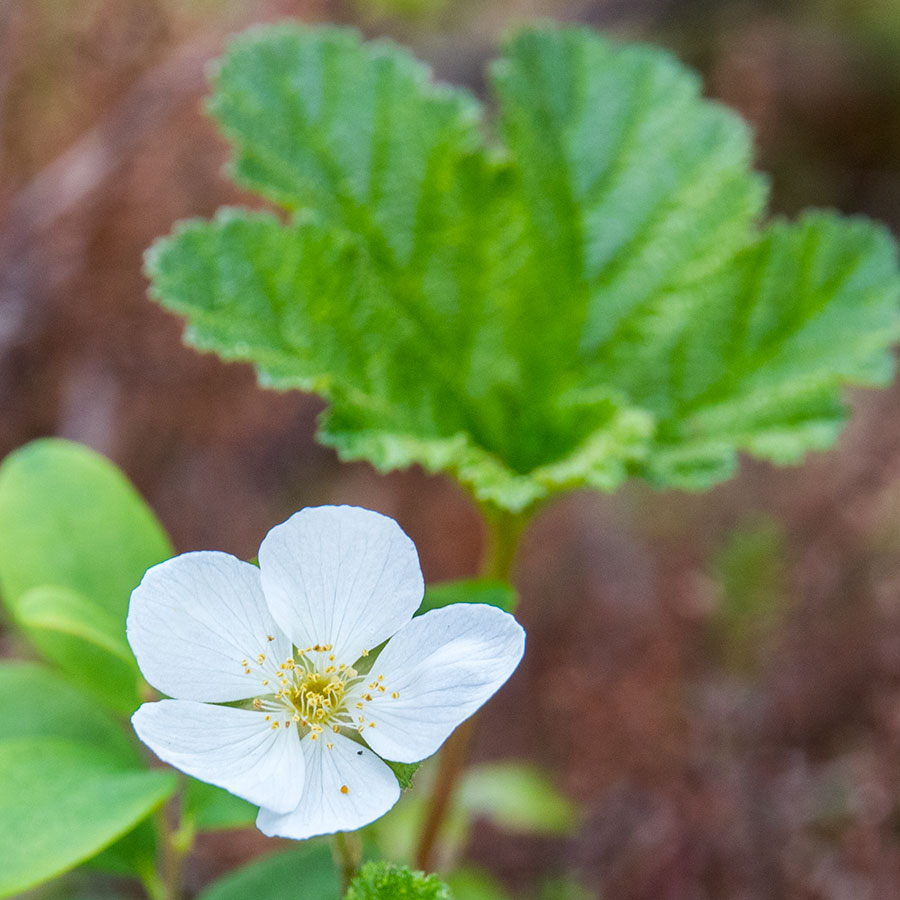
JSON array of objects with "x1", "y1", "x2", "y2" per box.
[
  {"x1": 413, "y1": 503, "x2": 528, "y2": 871},
  {"x1": 151, "y1": 774, "x2": 194, "y2": 900},
  {"x1": 333, "y1": 830, "x2": 363, "y2": 893}
]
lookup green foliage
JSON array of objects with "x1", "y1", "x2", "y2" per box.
[
  {"x1": 0, "y1": 440, "x2": 172, "y2": 710},
  {"x1": 386, "y1": 759, "x2": 421, "y2": 790},
  {"x1": 183, "y1": 779, "x2": 257, "y2": 832},
  {"x1": 148, "y1": 23, "x2": 900, "y2": 511},
  {"x1": 345, "y1": 862, "x2": 452, "y2": 900},
  {"x1": 443, "y1": 867, "x2": 512, "y2": 900},
  {"x1": 0, "y1": 661, "x2": 136, "y2": 762},
  {"x1": 0, "y1": 738, "x2": 175, "y2": 899},
  {"x1": 197, "y1": 844, "x2": 338, "y2": 900},
  {"x1": 372, "y1": 759, "x2": 576, "y2": 865},
  {"x1": 15, "y1": 584, "x2": 141, "y2": 713},
  {"x1": 417, "y1": 579, "x2": 517, "y2": 617},
  {"x1": 458, "y1": 762, "x2": 577, "y2": 835}
]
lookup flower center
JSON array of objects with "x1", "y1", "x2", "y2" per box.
[
  {"x1": 250, "y1": 644, "x2": 371, "y2": 741},
  {"x1": 290, "y1": 671, "x2": 346, "y2": 722}
]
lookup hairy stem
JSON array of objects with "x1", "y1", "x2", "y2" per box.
[
  {"x1": 333, "y1": 830, "x2": 363, "y2": 893},
  {"x1": 413, "y1": 503, "x2": 527, "y2": 871}
]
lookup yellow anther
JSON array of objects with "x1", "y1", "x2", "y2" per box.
[
  {"x1": 271, "y1": 721, "x2": 280, "y2": 729},
  {"x1": 358, "y1": 716, "x2": 364, "y2": 723},
  {"x1": 310, "y1": 733, "x2": 318, "y2": 741},
  {"x1": 377, "y1": 675, "x2": 384, "y2": 681},
  {"x1": 360, "y1": 648, "x2": 369, "y2": 657},
  {"x1": 340, "y1": 784, "x2": 349, "y2": 794},
  {"x1": 241, "y1": 659, "x2": 248, "y2": 666},
  {"x1": 253, "y1": 698, "x2": 262, "y2": 710},
  {"x1": 327, "y1": 742, "x2": 334, "y2": 750},
  {"x1": 262, "y1": 679, "x2": 269, "y2": 686},
  {"x1": 244, "y1": 668, "x2": 251, "y2": 674},
  {"x1": 267, "y1": 634, "x2": 275, "y2": 642},
  {"x1": 332, "y1": 724, "x2": 340, "y2": 732},
  {"x1": 257, "y1": 653, "x2": 266, "y2": 664},
  {"x1": 363, "y1": 693, "x2": 372, "y2": 702},
  {"x1": 356, "y1": 702, "x2": 364, "y2": 709},
  {"x1": 378, "y1": 685, "x2": 385, "y2": 693},
  {"x1": 329, "y1": 654, "x2": 335, "y2": 661},
  {"x1": 265, "y1": 715, "x2": 271, "y2": 721},
  {"x1": 368, "y1": 721, "x2": 375, "y2": 728},
  {"x1": 293, "y1": 713, "x2": 300, "y2": 722},
  {"x1": 391, "y1": 691, "x2": 399, "y2": 699},
  {"x1": 357, "y1": 725, "x2": 364, "y2": 733}
]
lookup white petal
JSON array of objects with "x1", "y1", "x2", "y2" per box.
[
  {"x1": 132, "y1": 700, "x2": 305, "y2": 814},
  {"x1": 258, "y1": 506, "x2": 423, "y2": 664},
  {"x1": 256, "y1": 732, "x2": 400, "y2": 839},
  {"x1": 357, "y1": 604, "x2": 525, "y2": 763},
  {"x1": 127, "y1": 551, "x2": 292, "y2": 702}
]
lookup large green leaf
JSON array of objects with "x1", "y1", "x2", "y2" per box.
[
  {"x1": 0, "y1": 738, "x2": 175, "y2": 898},
  {"x1": 0, "y1": 439, "x2": 171, "y2": 708},
  {"x1": 0, "y1": 661, "x2": 136, "y2": 761},
  {"x1": 197, "y1": 844, "x2": 337, "y2": 900},
  {"x1": 15, "y1": 585, "x2": 142, "y2": 713},
  {"x1": 0, "y1": 439, "x2": 172, "y2": 613},
  {"x1": 148, "y1": 25, "x2": 900, "y2": 511}
]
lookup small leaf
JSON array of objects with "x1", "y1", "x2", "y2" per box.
[
  {"x1": 385, "y1": 759, "x2": 421, "y2": 790},
  {"x1": 345, "y1": 862, "x2": 452, "y2": 900},
  {"x1": 458, "y1": 762, "x2": 578, "y2": 835},
  {"x1": 197, "y1": 844, "x2": 337, "y2": 900},
  {"x1": 183, "y1": 779, "x2": 256, "y2": 832},
  {"x1": 0, "y1": 738, "x2": 175, "y2": 898},
  {"x1": 418, "y1": 579, "x2": 517, "y2": 617}
]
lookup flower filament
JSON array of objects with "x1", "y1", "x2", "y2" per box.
[{"x1": 248, "y1": 644, "x2": 394, "y2": 743}]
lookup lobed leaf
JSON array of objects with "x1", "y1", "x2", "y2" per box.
[
  {"x1": 345, "y1": 862, "x2": 452, "y2": 900},
  {"x1": 149, "y1": 25, "x2": 900, "y2": 511}
]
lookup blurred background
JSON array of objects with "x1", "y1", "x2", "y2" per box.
[{"x1": 4, "y1": 0, "x2": 900, "y2": 897}]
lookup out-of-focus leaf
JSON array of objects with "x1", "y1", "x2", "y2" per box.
[
  {"x1": 0, "y1": 661, "x2": 136, "y2": 761},
  {"x1": 0, "y1": 439, "x2": 172, "y2": 613},
  {"x1": 417, "y1": 580, "x2": 517, "y2": 617},
  {"x1": 345, "y1": 862, "x2": 452, "y2": 900},
  {"x1": 445, "y1": 866, "x2": 512, "y2": 900},
  {"x1": 458, "y1": 762, "x2": 577, "y2": 835},
  {"x1": 197, "y1": 844, "x2": 337, "y2": 900},
  {"x1": 183, "y1": 779, "x2": 256, "y2": 832},
  {"x1": 0, "y1": 738, "x2": 175, "y2": 899},
  {"x1": 0, "y1": 662, "x2": 157, "y2": 880},
  {"x1": 15, "y1": 585, "x2": 141, "y2": 713}
]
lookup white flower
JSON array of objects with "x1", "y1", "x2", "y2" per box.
[{"x1": 127, "y1": 505, "x2": 525, "y2": 840}]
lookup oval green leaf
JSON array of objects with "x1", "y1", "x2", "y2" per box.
[{"x1": 0, "y1": 737, "x2": 175, "y2": 899}]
